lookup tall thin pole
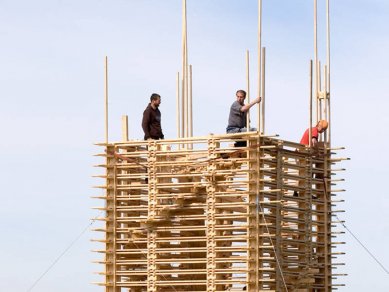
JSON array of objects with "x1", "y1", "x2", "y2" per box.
[
  {"x1": 326, "y1": 0, "x2": 331, "y2": 145},
  {"x1": 103, "y1": 55, "x2": 110, "y2": 290},
  {"x1": 189, "y1": 64, "x2": 193, "y2": 138},
  {"x1": 257, "y1": 0, "x2": 262, "y2": 133},
  {"x1": 324, "y1": 65, "x2": 328, "y2": 143},
  {"x1": 185, "y1": 11, "x2": 189, "y2": 139},
  {"x1": 256, "y1": 3, "x2": 262, "y2": 291},
  {"x1": 181, "y1": 0, "x2": 190, "y2": 140},
  {"x1": 324, "y1": 65, "x2": 328, "y2": 121},
  {"x1": 121, "y1": 115, "x2": 128, "y2": 142},
  {"x1": 104, "y1": 56, "x2": 108, "y2": 144},
  {"x1": 318, "y1": 61, "x2": 322, "y2": 123},
  {"x1": 181, "y1": 79, "x2": 185, "y2": 139},
  {"x1": 309, "y1": 60, "x2": 313, "y2": 147},
  {"x1": 185, "y1": 50, "x2": 189, "y2": 139},
  {"x1": 176, "y1": 72, "x2": 181, "y2": 139},
  {"x1": 261, "y1": 47, "x2": 266, "y2": 134},
  {"x1": 314, "y1": 0, "x2": 318, "y2": 125},
  {"x1": 257, "y1": 4, "x2": 263, "y2": 289},
  {"x1": 181, "y1": 0, "x2": 187, "y2": 140},
  {"x1": 246, "y1": 50, "x2": 250, "y2": 131}
]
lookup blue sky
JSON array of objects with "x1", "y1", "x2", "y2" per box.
[{"x1": 0, "y1": 0, "x2": 388, "y2": 291}]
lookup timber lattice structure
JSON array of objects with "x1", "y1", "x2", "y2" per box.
[{"x1": 93, "y1": 132, "x2": 345, "y2": 291}]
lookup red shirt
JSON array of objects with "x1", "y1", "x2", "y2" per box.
[{"x1": 300, "y1": 127, "x2": 318, "y2": 145}]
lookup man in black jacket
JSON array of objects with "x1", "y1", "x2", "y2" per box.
[{"x1": 142, "y1": 93, "x2": 164, "y2": 140}]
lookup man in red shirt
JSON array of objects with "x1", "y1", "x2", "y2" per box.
[
  {"x1": 300, "y1": 120, "x2": 328, "y2": 146},
  {"x1": 294, "y1": 120, "x2": 328, "y2": 197}
]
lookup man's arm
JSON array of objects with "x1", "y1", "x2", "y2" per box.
[
  {"x1": 310, "y1": 127, "x2": 319, "y2": 148},
  {"x1": 142, "y1": 110, "x2": 151, "y2": 139},
  {"x1": 312, "y1": 137, "x2": 318, "y2": 147},
  {"x1": 240, "y1": 96, "x2": 261, "y2": 112}
]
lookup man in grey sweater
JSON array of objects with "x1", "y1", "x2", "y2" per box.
[{"x1": 226, "y1": 89, "x2": 261, "y2": 133}]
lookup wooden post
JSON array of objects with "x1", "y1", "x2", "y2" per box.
[
  {"x1": 314, "y1": 0, "x2": 318, "y2": 125},
  {"x1": 326, "y1": 0, "x2": 331, "y2": 146},
  {"x1": 177, "y1": 72, "x2": 181, "y2": 139},
  {"x1": 257, "y1": 0, "x2": 262, "y2": 134},
  {"x1": 112, "y1": 164, "x2": 117, "y2": 292},
  {"x1": 326, "y1": 3, "x2": 333, "y2": 287},
  {"x1": 104, "y1": 56, "x2": 108, "y2": 144},
  {"x1": 185, "y1": 35, "x2": 189, "y2": 141},
  {"x1": 189, "y1": 64, "x2": 193, "y2": 149},
  {"x1": 324, "y1": 65, "x2": 328, "y2": 143},
  {"x1": 183, "y1": 0, "x2": 189, "y2": 139},
  {"x1": 184, "y1": 45, "x2": 188, "y2": 140},
  {"x1": 181, "y1": 79, "x2": 185, "y2": 139},
  {"x1": 256, "y1": 2, "x2": 262, "y2": 290},
  {"x1": 319, "y1": 61, "x2": 322, "y2": 123},
  {"x1": 181, "y1": 0, "x2": 187, "y2": 140},
  {"x1": 309, "y1": 60, "x2": 313, "y2": 147},
  {"x1": 261, "y1": 47, "x2": 266, "y2": 134},
  {"x1": 189, "y1": 64, "x2": 193, "y2": 138},
  {"x1": 121, "y1": 115, "x2": 128, "y2": 142},
  {"x1": 246, "y1": 50, "x2": 250, "y2": 131}
]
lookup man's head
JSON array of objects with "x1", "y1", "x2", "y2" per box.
[
  {"x1": 150, "y1": 93, "x2": 161, "y2": 108},
  {"x1": 317, "y1": 120, "x2": 328, "y2": 133},
  {"x1": 236, "y1": 90, "x2": 246, "y2": 105}
]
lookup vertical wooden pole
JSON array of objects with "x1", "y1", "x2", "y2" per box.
[
  {"x1": 121, "y1": 115, "x2": 128, "y2": 142},
  {"x1": 182, "y1": 0, "x2": 189, "y2": 140},
  {"x1": 106, "y1": 146, "x2": 118, "y2": 292},
  {"x1": 261, "y1": 47, "x2": 266, "y2": 134},
  {"x1": 181, "y1": 79, "x2": 185, "y2": 139},
  {"x1": 318, "y1": 61, "x2": 322, "y2": 124},
  {"x1": 112, "y1": 164, "x2": 117, "y2": 291},
  {"x1": 104, "y1": 57, "x2": 120, "y2": 292},
  {"x1": 119, "y1": 114, "x2": 128, "y2": 289},
  {"x1": 181, "y1": 0, "x2": 187, "y2": 140},
  {"x1": 177, "y1": 72, "x2": 181, "y2": 140},
  {"x1": 326, "y1": 0, "x2": 331, "y2": 146},
  {"x1": 184, "y1": 47, "x2": 188, "y2": 140},
  {"x1": 309, "y1": 60, "x2": 313, "y2": 147},
  {"x1": 256, "y1": 1, "x2": 262, "y2": 290},
  {"x1": 104, "y1": 55, "x2": 110, "y2": 292},
  {"x1": 104, "y1": 56, "x2": 108, "y2": 144},
  {"x1": 314, "y1": 0, "x2": 318, "y2": 125},
  {"x1": 189, "y1": 64, "x2": 193, "y2": 138},
  {"x1": 324, "y1": 65, "x2": 328, "y2": 143},
  {"x1": 185, "y1": 25, "x2": 189, "y2": 140},
  {"x1": 246, "y1": 50, "x2": 250, "y2": 131},
  {"x1": 257, "y1": 0, "x2": 262, "y2": 134},
  {"x1": 325, "y1": 3, "x2": 332, "y2": 288}
]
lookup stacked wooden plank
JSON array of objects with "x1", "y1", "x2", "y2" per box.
[{"x1": 93, "y1": 132, "x2": 345, "y2": 291}]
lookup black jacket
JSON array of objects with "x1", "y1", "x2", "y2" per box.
[{"x1": 142, "y1": 103, "x2": 164, "y2": 140}]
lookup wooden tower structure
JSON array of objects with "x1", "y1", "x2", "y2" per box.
[
  {"x1": 94, "y1": 133, "x2": 346, "y2": 291},
  {"x1": 93, "y1": 1, "x2": 346, "y2": 291}
]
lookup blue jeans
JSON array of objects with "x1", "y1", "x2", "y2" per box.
[{"x1": 226, "y1": 127, "x2": 257, "y2": 133}]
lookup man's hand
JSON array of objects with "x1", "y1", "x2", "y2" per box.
[
  {"x1": 311, "y1": 137, "x2": 318, "y2": 148},
  {"x1": 241, "y1": 96, "x2": 262, "y2": 112},
  {"x1": 253, "y1": 96, "x2": 261, "y2": 104}
]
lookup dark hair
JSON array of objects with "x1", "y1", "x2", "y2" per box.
[
  {"x1": 236, "y1": 90, "x2": 246, "y2": 97},
  {"x1": 150, "y1": 93, "x2": 161, "y2": 102}
]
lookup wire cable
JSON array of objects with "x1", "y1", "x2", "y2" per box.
[
  {"x1": 334, "y1": 213, "x2": 389, "y2": 275},
  {"x1": 322, "y1": 177, "x2": 389, "y2": 275},
  {"x1": 26, "y1": 212, "x2": 103, "y2": 292},
  {"x1": 258, "y1": 200, "x2": 289, "y2": 292}
]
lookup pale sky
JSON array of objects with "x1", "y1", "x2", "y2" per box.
[{"x1": 1, "y1": 0, "x2": 388, "y2": 291}]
